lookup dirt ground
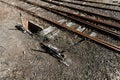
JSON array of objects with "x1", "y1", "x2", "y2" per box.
[{"x1": 0, "y1": 0, "x2": 120, "y2": 80}]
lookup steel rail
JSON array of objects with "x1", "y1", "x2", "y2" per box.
[
  {"x1": 20, "y1": 0, "x2": 120, "y2": 30},
  {"x1": 1, "y1": 1, "x2": 120, "y2": 52},
  {"x1": 0, "y1": 1, "x2": 120, "y2": 52},
  {"x1": 42, "y1": 0, "x2": 120, "y2": 23},
  {"x1": 19, "y1": 0, "x2": 120, "y2": 38},
  {"x1": 75, "y1": 0, "x2": 120, "y2": 6},
  {"x1": 51, "y1": 8, "x2": 120, "y2": 30},
  {"x1": 56, "y1": 0, "x2": 120, "y2": 12},
  {"x1": 43, "y1": 8, "x2": 120, "y2": 38}
]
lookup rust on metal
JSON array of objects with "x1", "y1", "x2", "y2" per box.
[
  {"x1": 1, "y1": 0, "x2": 120, "y2": 52},
  {"x1": 48, "y1": 6, "x2": 120, "y2": 29},
  {"x1": 76, "y1": 0, "x2": 120, "y2": 6},
  {"x1": 20, "y1": 14, "x2": 43, "y2": 34},
  {"x1": 18, "y1": 0, "x2": 120, "y2": 38},
  {"x1": 21, "y1": 17, "x2": 29, "y2": 30},
  {"x1": 48, "y1": 7, "x2": 120, "y2": 38},
  {"x1": 56, "y1": 0, "x2": 120, "y2": 12},
  {"x1": 20, "y1": 0, "x2": 120, "y2": 30},
  {"x1": 43, "y1": 0, "x2": 120, "y2": 22}
]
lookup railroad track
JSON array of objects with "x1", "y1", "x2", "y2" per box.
[
  {"x1": 42, "y1": 0, "x2": 120, "y2": 23},
  {"x1": 19, "y1": 0, "x2": 120, "y2": 38},
  {"x1": 75, "y1": 0, "x2": 120, "y2": 6},
  {"x1": 0, "y1": 0, "x2": 120, "y2": 52},
  {"x1": 19, "y1": 0, "x2": 120, "y2": 30},
  {"x1": 55, "y1": 0, "x2": 120, "y2": 12}
]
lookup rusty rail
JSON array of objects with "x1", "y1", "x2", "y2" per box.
[
  {"x1": 75, "y1": 0, "x2": 120, "y2": 6},
  {"x1": 49, "y1": 9, "x2": 120, "y2": 38},
  {"x1": 20, "y1": 0, "x2": 120, "y2": 30},
  {"x1": 56, "y1": 0, "x2": 120, "y2": 12},
  {"x1": 19, "y1": 0, "x2": 120, "y2": 38},
  {"x1": 51, "y1": 8, "x2": 120, "y2": 30},
  {"x1": 1, "y1": 0, "x2": 120, "y2": 52},
  {"x1": 42, "y1": 0, "x2": 120, "y2": 23}
]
